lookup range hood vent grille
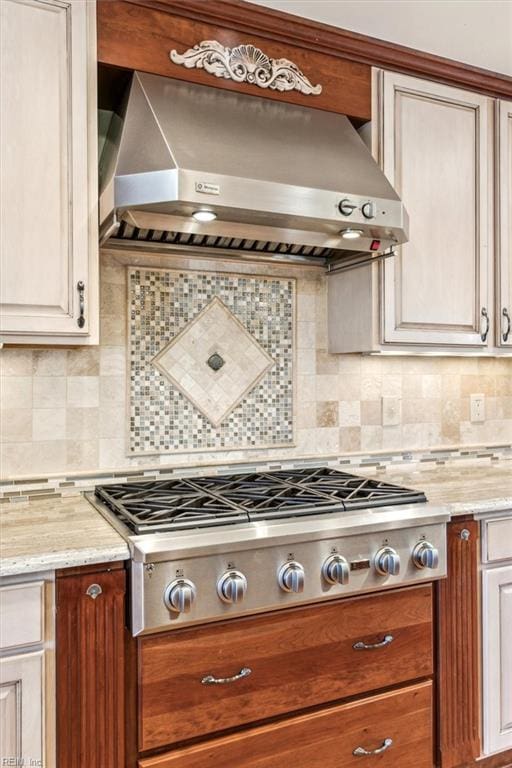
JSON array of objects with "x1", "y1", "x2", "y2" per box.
[{"x1": 113, "y1": 221, "x2": 344, "y2": 261}]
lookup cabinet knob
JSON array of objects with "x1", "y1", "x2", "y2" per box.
[
  {"x1": 86, "y1": 583, "x2": 102, "y2": 600},
  {"x1": 338, "y1": 198, "x2": 357, "y2": 216},
  {"x1": 278, "y1": 561, "x2": 305, "y2": 593}
]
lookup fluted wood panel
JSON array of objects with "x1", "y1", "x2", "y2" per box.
[
  {"x1": 56, "y1": 566, "x2": 126, "y2": 768},
  {"x1": 437, "y1": 519, "x2": 480, "y2": 768}
]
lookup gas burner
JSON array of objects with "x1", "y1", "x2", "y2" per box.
[{"x1": 95, "y1": 468, "x2": 426, "y2": 535}]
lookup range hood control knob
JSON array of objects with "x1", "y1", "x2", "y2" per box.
[
  {"x1": 164, "y1": 579, "x2": 197, "y2": 614},
  {"x1": 412, "y1": 541, "x2": 439, "y2": 570},
  {"x1": 322, "y1": 554, "x2": 349, "y2": 585},
  {"x1": 217, "y1": 570, "x2": 248, "y2": 604},
  {"x1": 374, "y1": 547, "x2": 401, "y2": 576},
  {"x1": 338, "y1": 198, "x2": 357, "y2": 216},
  {"x1": 278, "y1": 561, "x2": 305, "y2": 593},
  {"x1": 362, "y1": 201, "x2": 377, "y2": 219}
]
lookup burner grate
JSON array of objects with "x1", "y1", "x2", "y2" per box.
[{"x1": 95, "y1": 469, "x2": 426, "y2": 535}]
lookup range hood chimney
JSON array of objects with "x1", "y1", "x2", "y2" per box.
[{"x1": 100, "y1": 72, "x2": 408, "y2": 264}]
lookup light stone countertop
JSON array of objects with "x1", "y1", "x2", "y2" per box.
[
  {"x1": 1, "y1": 460, "x2": 510, "y2": 578},
  {"x1": 0, "y1": 495, "x2": 129, "y2": 578},
  {"x1": 359, "y1": 460, "x2": 512, "y2": 517}
]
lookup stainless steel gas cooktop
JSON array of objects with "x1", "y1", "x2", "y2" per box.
[
  {"x1": 89, "y1": 467, "x2": 448, "y2": 636},
  {"x1": 94, "y1": 468, "x2": 427, "y2": 535}
]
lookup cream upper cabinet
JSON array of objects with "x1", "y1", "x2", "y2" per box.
[
  {"x1": 377, "y1": 70, "x2": 494, "y2": 348},
  {"x1": 0, "y1": 0, "x2": 98, "y2": 345},
  {"x1": 497, "y1": 100, "x2": 512, "y2": 348}
]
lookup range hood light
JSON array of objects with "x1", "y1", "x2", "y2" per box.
[
  {"x1": 192, "y1": 210, "x2": 217, "y2": 223},
  {"x1": 341, "y1": 228, "x2": 364, "y2": 240}
]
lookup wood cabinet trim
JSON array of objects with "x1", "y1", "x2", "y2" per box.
[
  {"x1": 122, "y1": 0, "x2": 512, "y2": 99},
  {"x1": 437, "y1": 519, "x2": 481, "y2": 768}
]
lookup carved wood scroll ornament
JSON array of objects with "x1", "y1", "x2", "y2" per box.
[{"x1": 170, "y1": 40, "x2": 322, "y2": 96}]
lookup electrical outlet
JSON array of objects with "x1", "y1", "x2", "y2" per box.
[
  {"x1": 470, "y1": 394, "x2": 485, "y2": 423},
  {"x1": 382, "y1": 397, "x2": 401, "y2": 427}
]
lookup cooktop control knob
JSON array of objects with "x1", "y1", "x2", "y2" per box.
[
  {"x1": 412, "y1": 541, "x2": 439, "y2": 570},
  {"x1": 374, "y1": 547, "x2": 401, "y2": 576},
  {"x1": 362, "y1": 201, "x2": 377, "y2": 219},
  {"x1": 338, "y1": 198, "x2": 357, "y2": 216},
  {"x1": 322, "y1": 554, "x2": 349, "y2": 585},
  {"x1": 278, "y1": 561, "x2": 305, "y2": 593},
  {"x1": 164, "y1": 579, "x2": 197, "y2": 614},
  {"x1": 217, "y1": 570, "x2": 248, "y2": 604}
]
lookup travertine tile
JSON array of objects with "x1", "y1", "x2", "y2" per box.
[
  {"x1": 66, "y1": 439, "x2": 99, "y2": 471},
  {"x1": 0, "y1": 350, "x2": 33, "y2": 376},
  {"x1": 316, "y1": 375, "x2": 339, "y2": 401},
  {"x1": 66, "y1": 408, "x2": 99, "y2": 440},
  {"x1": 361, "y1": 425, "x2": 383, "y2": 450},
  {"x1": 361, "y1": 400, "x2": 382, "y2": 426},
  {"x1": 99, "y1": 407, "x2": 125, "y2": 439},
  {"x1": 67, "y1": 348, "x2": 100, "y2": 376},
  {"x1": 99, "y1": 376, "x2": 125, "y2": 406},
  {"x1": 67, "y1": 377, "x2": 99, "y2": 408},
  {"x1": 33, "y1": 350, "x2": 67, "y2": 376},
  {"x1": 339, "y1": 400, "x2": 361, "y2": 427},
  {"x1": 33, "y1": 377, "x2": 66, "y2": 409},
  {"x1": 33, "y1": 408, "x2": 66, "y2": 441},
  {"x1": 1, "y1": 377, "x2": 32, "y2": 410},
  {"x1": 99, "y1": 346, "x2": 126, "y2": 376},
  {"x1": 316, "y1": 401, "x2": 339, "y2": 428},
  {"x1": 0, "y1": 409, "x2": 32, "y2": 443},
  {"x1": 339, "y1": 426, "x2": 361, "y2": 452}
]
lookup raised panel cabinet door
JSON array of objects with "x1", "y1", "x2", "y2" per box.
[
  {"x1": 0, "y1": 651, "x2": 44, "y2": 766},
  {"x1": 376, "y1": 70, "x2": 493, "y2": 347},
  {"x1": 482, "y1": 564, "x2": 512, "y2": 755},
  {"x1": 0, "y1": 0, "x2": 98, "y2": 343},
  {"x1": 497, "y1": 100, "x2": 512, "y2": 347},
  {"x1": 56, "y1": 565, "x2": 126, "y2": 768}
]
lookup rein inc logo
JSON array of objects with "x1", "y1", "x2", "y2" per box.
[{"x1": 2, "y1": 760, "x2": 43, "y2": 766}]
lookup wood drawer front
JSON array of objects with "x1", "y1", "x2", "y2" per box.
[
  {"x1": 140, "y1": 585, "x2": 433, "y2": 750},
  {"x1": 139, "y1": 680, "x2": 433, "y2": 768},
  {"x1": 0, "y1": 581, "x2": 44, "y2": 650},
  {"x1": 484, "y1": 517, "x2": 512, "y2": 562}
]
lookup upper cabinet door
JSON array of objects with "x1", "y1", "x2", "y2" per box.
[
  {"x1": 376, "y1": 71, "x2": 493, "y2": 348},
  {"x1": 497, "y1": 100, "x2": 512, "y2": 348},
  {"x1": 0, "y1": 0, "x2": 98, "y2": 344}
]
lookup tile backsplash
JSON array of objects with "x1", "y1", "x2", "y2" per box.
[{"x1": 1, "y1": 250, "x2": 512, "y2": 480}]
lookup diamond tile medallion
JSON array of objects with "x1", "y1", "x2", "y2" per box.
[
  {"x1": 128, "y1": 268, "x2": 295, "y2": 455},
  {"x1": 152, "y1": 297, "x2": 275, "y2": 427}
]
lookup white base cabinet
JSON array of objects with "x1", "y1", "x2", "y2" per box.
[
  {"x1": 0, "y1": 574, "x2": 55, "y2": 767},
  {"x1": 0, "y1": 0, "x2": 98, "y2": 345},
  {"x1": 481, "y1": 514, "x2": 512, "y2": 756}
]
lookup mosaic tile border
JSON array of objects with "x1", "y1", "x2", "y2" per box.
[
  {"x1": 128, "y1": 268, "x2": 296, "y2": 455},
  {"x1": 2, "y1": 443, "x2": 511, "y2": 505}
]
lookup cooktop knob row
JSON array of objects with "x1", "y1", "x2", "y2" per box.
[
  {"x1": 217, "y1": 570, "x2": 248, "y2": 604},
  {"x1": 164, "y1": 578, "x2": 197, "y2": 614}
]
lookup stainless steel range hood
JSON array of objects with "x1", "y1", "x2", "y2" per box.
[{"x1": 100, "y1": 72, "x2": 408, "y2": 264}]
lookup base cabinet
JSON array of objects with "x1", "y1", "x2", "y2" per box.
[
  {"x1": 56, "y1": 563, "x2": 126, "y2": 768},
  {"x1": 139, "y1": 681, "x2": 433, "y2": 768},
  {"x1": 482, "y1": 564, "x2": 512, "y2": 755},
  {"x1": 0, "y1": 651, "x2": 44, "y2": 765}
]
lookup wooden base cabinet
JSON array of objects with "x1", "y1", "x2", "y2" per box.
[{"x1": 139, "y1": 681, "x2": 433, "y2": 768}]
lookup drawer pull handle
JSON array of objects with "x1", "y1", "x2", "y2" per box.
[
  {"x1": 353, "y1": 634, "x2": 393, "y2": 650},
  {"x1": 77, "y1": 280, "x2": 86, "y2": 329},
  {"x1": 353, "y1": 738, "x2": 393, "y2": 756},
  {"x1": 503, "y1": 308, "x2": 511, "y2": 342},
  {"x1": 480, "y1": 306, "x2": 489, "y2": 342},
  {"x1": 201, "y1": 667, "x2": 252, "y2": 685}
]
